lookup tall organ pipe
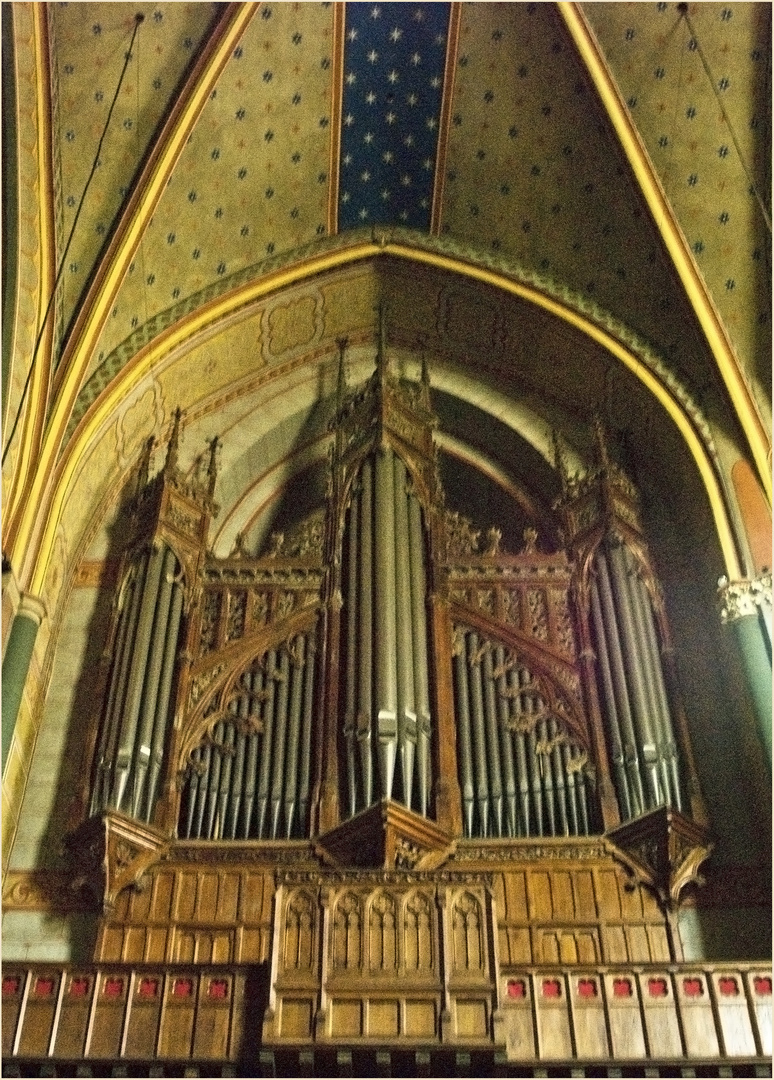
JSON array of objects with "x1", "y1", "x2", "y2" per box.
[
  {"x1": 256, "y1": 650, "x2": 277, "y2": 837},
  {"x1": 358, "y1": 460, "x2": 374, "y2": 809},
  {"x1": 482, "y1": 647, "x2": 504, "y2": 837},
  {"x1": 605, "y1": 545, "x2": 661, "y2": 807},
  {"x1": 193, "y1": 743, "x2": 211, "y2": 838},
  {"x1": 284, "y1": 637, "x2": 306, "y2": 838},
  {"x1": 99, "y1": 557, "x2": 146, "y2": 810},
  {"x1": 228, "y1": 720, "x2": 247, "y2": 840},
  {"x1": 112, "y1": 544, "x2": 166, "y2": 811},
  {"x1": 394, "y1": 454, "x2": 417, "y2": 808},
  {"x1": 453, "y1": 645, "x2": 475, "y2": 836},
  {"x1": 374, "y1": 448, "x2": 398, "y2": 799},
  {"x1": 216, "y1": 721, "x2": 235, "y2": 840},
  {"x1": 408, "y1": 495, "x2": 431, "y2": 816},
  {"x1": 345, "y1": 491, "x2": 360, "y2": 817},
  {"x1": 204, "y1": 720, "x2": 224, "y2": 839},
  {"x1": 510, "y1": 668, "x2": 531, "y2": 836},
  {"x1": 144, "y1": 577, "x2": 184, "y2": 821},
  {"x1": 91, "y1": 564, "x2": 138, "y2": 813},
  {"x1": 132, "y1": 546, "x2": 177, "y2": 816},
  {"x1": 628, "y1": 555, "x2": 683, "y2": 810},
  {"x1": 270, "y1": 650, "x2": 291, "y2": 839},
  {"x1": 298, "y1": 630, "x2": 316, "y2": 834},
  {"x1": 590, "y1": 578, "x2": 634, "y2": 820},
  {"x1": 241, "y1": 669, "x2": 263, "y2": 836},
  {"x1": 468, "y1": 633, "x2": 490, "y2": 837},
  {"x1": 495, "y1": 646, "x2": 518, "y2": 837},
  {"x1": 595, "y1": 553, "x2": 648, "y2": 814}
]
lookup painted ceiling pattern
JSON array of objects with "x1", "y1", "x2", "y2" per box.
[
  {"x1": 585, "y1": 1, "x2": 771, "y2": 404},
  {"x1": 38, "y1": 2, "x2": 770, "y2": 435}
]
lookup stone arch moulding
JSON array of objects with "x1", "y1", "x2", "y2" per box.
[{"x1": 14, "y1": 238, "x2": 745, "y2": 600}]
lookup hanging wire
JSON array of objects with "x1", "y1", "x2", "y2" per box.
[
  {"x1": 678, "y1": 3, "x2": 771, "y2": 234},
  {"x1": 2, "y1": 13, "x2": 145, "y2": 467}
]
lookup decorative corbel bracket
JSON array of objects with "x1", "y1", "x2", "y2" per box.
[
  {"x1": 65, "y1": 812, "x2": 170, "y2": 916},
  {"x1": 314, "y1": 798, "x2": 456, "y2": 871},
  {"x1": 604, "y1": 805, "x2": 713, "y2": 911}
]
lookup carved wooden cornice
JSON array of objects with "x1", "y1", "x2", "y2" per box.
[
  {"x1": 64, "y1": 812, "x2": 170, "y2": 916},
  {"x1": 604, "y1": 806, "x2": 713, "y2": 910},
  {"x1": 315, "y1": 798, "x2": 456, "y2": 872}
]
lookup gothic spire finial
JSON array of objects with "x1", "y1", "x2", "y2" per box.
[
  {"x1": 206, "y1": 435, "x2": 220, "y2": 496},
  {"x1": 336, "y1": 337, "x2": 348, "y2": 408},
  {"x1": 552, "y1": 429, "x2": 570, "y2": 493},
  {"x1": 376, "y1": 301, "x2": 388, "y2": 387},
  {"x1": 165, "y1": 407, "x2": 182, "y2": 474},
  {"x1": 592, "y1": 412, "x2": 610, "y2": 470}
]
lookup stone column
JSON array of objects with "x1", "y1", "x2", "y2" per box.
[
  {"x1": 718, "y1": 572, "x2": 772, "y2": 770},
  {"x1": 2, "y1": 593, "x2": 46, "y2": 772}
]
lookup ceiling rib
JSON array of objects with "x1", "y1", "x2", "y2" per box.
[{"x1": 560, "y1": 1, "x2": 771, "y2": 506}]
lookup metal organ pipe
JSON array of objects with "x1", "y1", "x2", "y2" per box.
[
  {"x1": 112, "y1": 543, "x2": 167, "y2": 811},
  {"x1": 495, "y1": 646, "x2": 518, "y2": 837},
  {"x1": 270, "y1": 650, "x2": 292, "y2": 839},
  {"x1": 374, "y1": 447, "x2": 398, "y2": 800},
  {"x1": 482, "y1": 647, "x2": 504, "y2": 837},
  {"x1": 298, "y1": 630, "x2": 316, "y2": 834},
  {"x1": 453, "y1": 644, "x2": 475, "y2": 836},
  {"x1": 590, "y1": 578, "x2": 634, "y2": 820},
  {"x1": 594, "y1": 552, "x2": 648, "y2": 814},
  {"x1": 132, "y1": 546, "x2": 177, "y2": 817},
  {"x1": 345, "y1": 490, "x2": 360, "y2": 817},
  {"x1": 605, "y1": 544, "x2": 661, "y2": 807},
  {"x1": 408, "y1": 494, "x2": 431, "y2": 816},
  {"x1": 468, "y1": 633, "x2": 490, "y2": 837},
  {"x1": 284, "y1": 636, "x2": 306, "y2": 838},
  {"x1": 393, "y1": 454, "x2": 417, "y2": 808},
  {"x1": 256, "y1": 649, "x2": 278, "y2": 837},
  {"x1": 144, "y1": 576, "x2": 184, "y2": 821},
  {"x1": 358, "y1": 459, "x2": 374, "y2": 809}
]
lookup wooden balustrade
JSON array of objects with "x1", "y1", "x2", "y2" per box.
[{"x1": 2, "y1": 960, "x2": 770, "y2": 1073}]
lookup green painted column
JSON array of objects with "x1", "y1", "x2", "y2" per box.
[
  {"x1": 719, "y1": 574, "x2": 772, "y2": 772},
  {"x1": 2, "y1": 596, "x2": 46, "y2": 772}
]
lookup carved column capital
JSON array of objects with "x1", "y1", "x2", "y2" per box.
[{"x1": 718, "y1": 572, "x2": 772, "y2": 623}]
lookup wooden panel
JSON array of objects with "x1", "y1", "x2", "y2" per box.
[
  {"x1": 677, "y1": 971, "x2": 719, "y2": 1056},
  {"x1": 534, "y1": 974, "x2": 572, "y2": 1059},
  {"x1": 218, "y1": 873, "x2": 240, "y2": 923},
  {"x1": 603, "y1": 925, "x2": 628, "y2": 962},
  {"x1": 239, "y1": 926, "x2": 268, "y2": 962},
  {"x1": 88, "y1": 972, "x2": 128, "y2": 1059},
  {"x1": 529, "y1": 872, "x2": 552, "y2": 922},
  {"x1": 711, "y1": 972, "x2": 756, "y2": 1056},
  {"x1": 454, "y1": 998, "x2": 488, "y2": 1038},
  {"x1": 174, "y1": 930, "x2": 196, "y2": 962},
  {"x1": 647, "y1": 923, "x2": 670, "y2": 962},
  {"x1": 551, "y1": 872, "x2": 573, "y2": 920},
  {"x1": 241, "y1": 872, "x2": 270, "y2": 922},
  {"x1": 192, "y1": 975, "x2": 233, "y2": 1059},
  {"x1": 404, "y1": 999, "x2": 436, "y2": 1037},
  {"x1": 619, "y1": 880, "x2": 644, "y2": 920},
  {"x1": 152, "y1": 872, "x2": 175, "y2": 921},
  {"x1": 638, "y1": 971, "x2": 683, "y2": 1058},
  {"x1": 145, "y1": 926, "x2": 168, "y2": 962},
  {"x1": 99, "y1": 925, "x2": 124, "y2": 962},
  {"x1": 504, "y1": 871, "x2": 527, "y2": 920},
  {"x1": 575, "y1": 931, "x2": 598, "y2": 965},
  {"x1": 124, "y1": 975, "x2": 163, "y2": 1059},
  {"x1": 368, "y1": 999, "x2": 399, "y2": 1037},
  {"x1": 502, "y1": 977, "x2": 536, "y2": 1061},
  {"x1": 52, "y1": 973, "x2": 94, "y2": 1058},
  {"x1": 212, "y1": 931, "x2": 233, "y2": 962},
  {"x1": 538, "y1": 931, "x2": 560, "y2": 964},
  {"x1": 573, "y1": 871, "x2": 597, "y2": 920},
  {"x1": 626, "y1": 924, "x2": 650, "y2": 962},
  {"x1": 595, "y1": 870, "x2": 622, "y2": 919},
  {"x1": 331, "y1": 999, "x2": 362, "y2": 1037},
  {"x1": 569, "y1": 974, "x2": 608, "y2": 1058},
  {"x1": 17, "y1": 971, "x2": 60, "y2": 1057},
  {"x1": 281, "y1": 997, "x2": 314, "y2": 1038},
  {"x1": 175, "y1": 873, "x2": 197, "y2": 921},
  {"x1": 158, "y1": 975, "x2": 197, "y2": 1058},
  {"x1": 122, "y1": 925, "x2": 146, "y2": 962},
  {"x1": 603, "y1": 972, "x2": 646, "y2": 1059},
  {"x1": 197, "y1": 873, "x2": 220, "y2": 921},
  {"x1": 503, "y1": 926, "x2": 531, "y2": 965},
  {"x1": 749, "y1": 970, "x2": 772, "y2": 1055},
  {"x1": 1, "y1": 971, "x2": 25, "y2": 1055},
  {"x1": 129, "y1": 880, "x2": 153, "y2": 922}
]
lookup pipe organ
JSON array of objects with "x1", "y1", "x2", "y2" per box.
[{"x1": 71, "y1": 327, "x2": 721, "y2": 1064}]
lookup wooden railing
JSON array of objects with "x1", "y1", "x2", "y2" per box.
[{"x1": 2, "y1": 960, "x2": 770, "y2": 1073}]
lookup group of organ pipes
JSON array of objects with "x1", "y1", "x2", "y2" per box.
[{"x1": 86, "y1": 332, "x2": 706, "y2": 854}]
